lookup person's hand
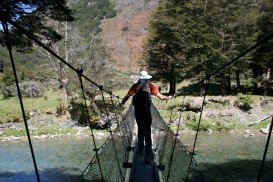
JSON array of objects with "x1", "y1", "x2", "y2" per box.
[{"x1": 168, "y1": 95, "x2": 173, "y2": 99}]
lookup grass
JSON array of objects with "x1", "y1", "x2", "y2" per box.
[
  {"x1": 1, "y1": 86, "x2": 272, "y2": 135},
  {"x1": 1, "y1": 127, "x2": 81, "y2": 137},
  {"x1": 0, "y1": 90, "x2": 66, "y2": 124},
  {"x1": 155, "y1": 94, "x2": 273, "y2": 132}
]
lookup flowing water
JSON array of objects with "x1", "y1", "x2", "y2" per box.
[
  {"x1": 0, "y1": 138, "x2": 100, "y2": 182},
  {"x1": 1, "y1": 133, "x2": 272, "y2": 182},
  {"x1": 180, "y1": 132, "x2": 273, "y2": 182}
]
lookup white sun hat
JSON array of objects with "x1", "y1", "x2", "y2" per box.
[{"x1": 139, "y1": 70, "x2": 152, "y2": 79}]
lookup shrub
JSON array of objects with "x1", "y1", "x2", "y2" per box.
[
  {"x1": 235, "y1": 93, "x2": 253, "y2": 111},
  {"x1": 187, "y1": 120, "x2": 210, "y2": 131},
  {"x1": 69, "y1": 97, "x2": 100, "y2": 128},
  {"x1": 56, "y1": 101, "x2": 68, "y2": 116},
  {"x1": 0, "y1": 81, "x2": 44, "y2": 99},
  {"x1": 186, "y1": 120, "x2": 233, "y2": 131}
]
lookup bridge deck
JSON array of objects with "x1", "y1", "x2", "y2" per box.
[{"x1": 129, "y1": 141, "x2": 160, "y2": 182}]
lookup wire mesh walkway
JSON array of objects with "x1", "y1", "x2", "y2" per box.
[{"x1": 78, "y1": 103, "x2": 204, "y2": 182}]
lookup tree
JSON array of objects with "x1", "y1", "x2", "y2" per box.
[
  {"x1": 142, "y1": 1, "x2": 190, "y2": 94},
  {"x1": 252, "y1": 0, "x2": 273, "y2": 92},
  {"x1": 144, "y1": 0, "x2": 259, "y2": 95},
  {"x1": 0, "y1": 0, "x2": 74, "y2": 51}
]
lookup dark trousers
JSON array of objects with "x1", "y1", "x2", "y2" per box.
[{"x1": 134, "y1": 104, "x2": 152, "y2": 156}]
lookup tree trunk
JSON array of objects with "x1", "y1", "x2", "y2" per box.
[
  {"x1": 61, "y1": 79, "x2": 68, "y2": 100},
  {"x1": 219, "y1": 75, "x2": 232, "y2": 95},
  {"x1": 200, "y1": 80, "x2": 206, "y2": 96},
  {"x1": 168, "y1": 78, "x2": 176, "y2": 95},
  {"x1": 235, "y1": 71, "x2": 241, "y2": 93},
  {"x1": 261, "y1": 68, "x2": 270, "y2": 89},
  {"x1": 204, "y1": 0, "x2": 208, "y2": 12},
  {"x1": 226, "y1": 75, "x2": 232, "y2": 94}
]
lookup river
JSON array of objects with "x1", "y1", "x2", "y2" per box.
[
  {"x1": 0, "y1": 133, "x2": 272, "y2": 181},
  {"x1": 0, "y1": 138, "x2": 98, "y2": 182},
  {"x1": 180, "y1": 132, "x2": 273, "y2": 181}
]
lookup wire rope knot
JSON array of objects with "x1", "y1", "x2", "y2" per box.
[
  {"x1": 99, "y1": 85, "x2": 103, "y2": 91},
  {"x1": 77, "y1": 68, "x2": 83, "y2": 77}
]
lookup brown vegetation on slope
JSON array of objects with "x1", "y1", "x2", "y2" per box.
[{"x1": 100, "y1": 0, "x2": 158, "y2": 72}]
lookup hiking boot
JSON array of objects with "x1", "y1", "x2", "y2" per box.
[
  {"x1": 137, "y1": 145, "x2": 144, "y2": 156},
  {"x1": 144, "y1": 155, "x2": 154, "y2": 165},
  {"x1": 137, "y1": 149, "x2": 143, "y2": 156}
]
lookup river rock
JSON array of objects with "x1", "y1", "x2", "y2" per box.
[
  {"x1": 40, "y1": 135, "x2": 48, "y2": 139},
  {"x1": 29, "y1": 111, "x2": 35, "y2": 117},
  {"x1": 10, "y1": 135, "x2": 20, "y2": 140}
]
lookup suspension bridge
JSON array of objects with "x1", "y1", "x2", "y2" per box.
[{"x1": 1, "y1": 18, "x2": 273, "y2": 182}]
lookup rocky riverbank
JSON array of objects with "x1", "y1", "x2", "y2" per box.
[{"x1": 0, "y1": 114, "x2": 110, "y2": 142}]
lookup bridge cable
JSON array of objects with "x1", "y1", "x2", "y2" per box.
[
  {"x1": 1, "y1": 21, "x2": 41, "y2": 182},
  {"x1": 257, "y1": 116, "x2": 273, "y2": 182},
  {"x1": 77, "y1": 68, "x2": 105, "y2": 181},
  {"x1": 99, "y1": 86, "x2": 124, "y2": 180},
  {"x1": 186, "y1": 78, "x2": 210, "y2": 181}
]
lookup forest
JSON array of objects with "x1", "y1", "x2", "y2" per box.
[{"x1": 143, "y1": 0, "x2": 273, "y2": 95}]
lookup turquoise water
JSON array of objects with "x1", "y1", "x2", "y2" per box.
[
  {"x1": 0, "y1": 138, "x2": 97, "y2": 182},
  {"x1": 1, "y1": 133, "x2": 272, "y2": 181},
  {"x1": 180, "y1": 132, "x2": 273, "y2": 181}
]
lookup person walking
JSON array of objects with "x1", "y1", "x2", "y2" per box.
[{"x1": 120, "y1": 71, "x2": 172, "y2": 164}]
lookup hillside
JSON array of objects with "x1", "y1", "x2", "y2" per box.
[{"x1": 100, "y1": 0, "x2": 159, "y2": 72}]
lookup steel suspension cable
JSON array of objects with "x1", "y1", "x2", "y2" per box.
[
  {"x1": 186, "y1": 78, "x2": 210, "y2": 181},
  {"x1": 1, "y1": 21, "x2": 41, "y2": 182},
  {"x1": 77, "y1": 69, "x2": 104, "y2": 181},
  {"x1": 257, "y1": 116, "x2": 273, "y2": 182},
  {"x1": 99, "y1": 86, "x2": 124, "y2": 180}
]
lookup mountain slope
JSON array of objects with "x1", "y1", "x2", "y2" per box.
[{"x1": 100, "y1": 0, "x2": 159, "y2": 72}]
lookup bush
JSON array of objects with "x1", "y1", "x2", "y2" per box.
[
  {"x1": 56, "y1": 101, "x2": 68, "y2": 117},
  {"x1": 187, "y1": 120, "x2": 210, "y2": 131},
  {"x1": 21, "y1": 81, "x2": 44, "y2": 98},
  {"x1": 235, "y1": 94, "x2": 253, "y2": 111},
  {"x1": 1, "y1": 85, "x2": 14, "y2": 99},
  {"x1": 0, "y1": 81, "x2": 44, "y2": 99},
  {"x1": 186, "y1": 120, "x2": 233, "y2": 131},
  {"x1": 69, "y1": 97, "x2": 100, "y2": 128}
]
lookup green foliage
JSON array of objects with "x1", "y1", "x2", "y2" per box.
[
  {"x1": 187, "y1": 120, "x2": 211, "y2": 131},
  {"x1": 144, "y1": 0, "x2": 269, "y2": 95},
  {"x1": 0, "y1": 0, "x2": 74, "y2": 51},
  {"x1": 0, "y1": 90, "x2": 62, "y2": 124},
  {"x1": 235, "y1": 93, "x2": 254, "y2": 111},
  {"x1": 251, "y1": 0, "x2": 273, "y2": 90},
  {"x1": 72, "y1": 0, "x2": 116, "y2": 37},
  {"x1": 56, "y1": 101, "x2": 68, "y2": 117},
  {"x1": 186, "y1": 119, "x2": 233, "y2": 131},
  {"x1": 69, "y1": 97, "x2": 99, "y2": 128}
]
